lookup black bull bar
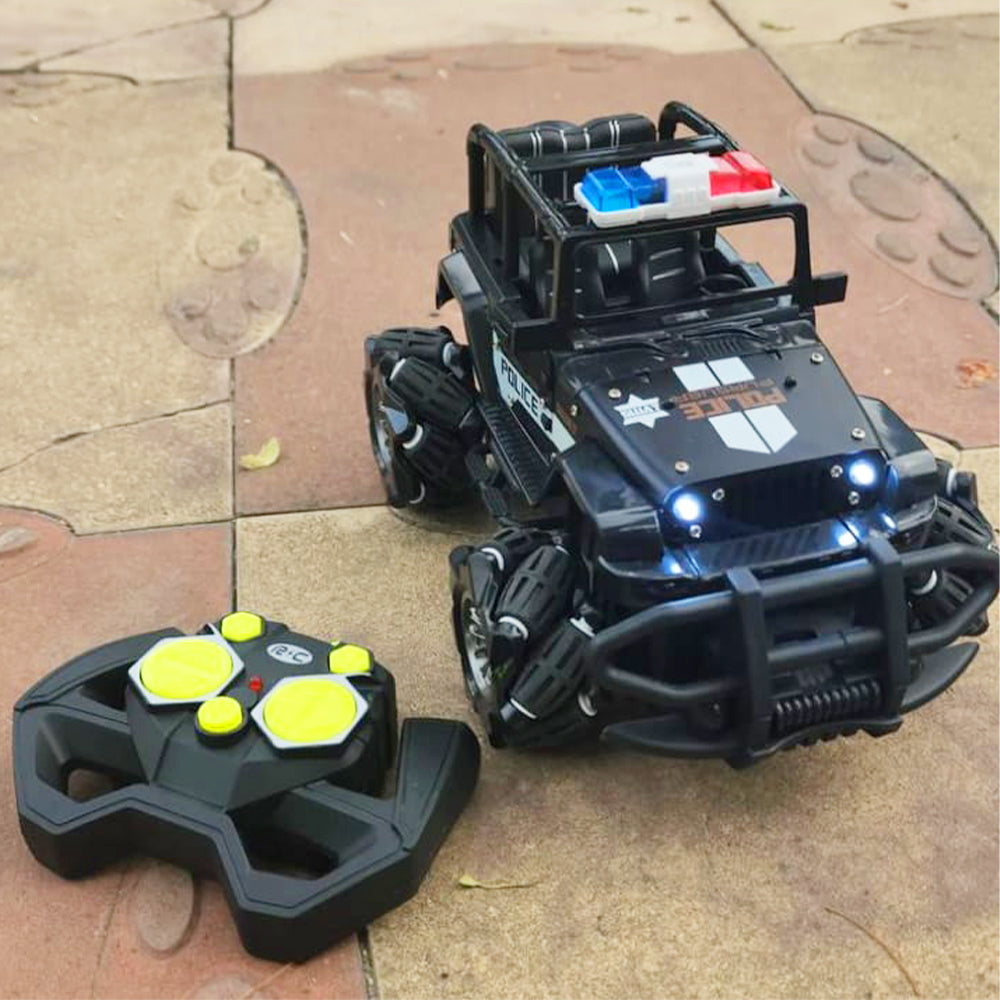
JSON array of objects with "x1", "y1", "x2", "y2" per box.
[{"x1": 583, "y1": 536, "x2": 999, "y2": 765}]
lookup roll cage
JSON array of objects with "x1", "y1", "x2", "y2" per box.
[{"x1": 454, "y1": 101, "x2": 846, "y2": 351}]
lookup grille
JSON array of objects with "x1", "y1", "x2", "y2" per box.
[{"x1": 720, "y1": 460, "x2": 842, "y2": 531}]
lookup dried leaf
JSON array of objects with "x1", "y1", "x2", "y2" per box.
[
  {"x1": 239, "y1": 436, "x2": 281, "y2": 470},
  {"x1": 457, "y1": 873, "x2": 540, "y2": 891},
  {"x1": 759, "y1": 19, "x2": 794, "y2": 31}
]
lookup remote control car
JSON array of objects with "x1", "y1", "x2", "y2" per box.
[{"x1": 364, "y1": 101, "x2": 999, "y2": 767}]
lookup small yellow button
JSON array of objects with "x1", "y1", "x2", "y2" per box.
[
  {"x1": 220, "y1": 611, "x2": 264, "y2": 643},
  {"x1": 328, "y1": 644, "x2": 372, "y2": 675},
  {"x1": 139, "y1": 639, "x2": 232, "y2": 700},
  {"x1": 197, "y1": 696, "x2": 245, "y2": 735},
  {"x1": 263, "y1": 677, "x2": 359, "y2": 744}
]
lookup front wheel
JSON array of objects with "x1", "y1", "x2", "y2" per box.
[{"x1": 450, "y1": 529, "x2": 600, "y2": 748}]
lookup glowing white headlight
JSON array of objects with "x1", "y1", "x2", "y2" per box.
[
  {"x1": 847, "y1": 458, "x2": 878, "y2": 488},
  {"x1": 671, "y1": 492, "x2": 703, "y2": 524}
]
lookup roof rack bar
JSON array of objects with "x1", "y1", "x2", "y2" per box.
[
  {"x1": 467, "y1": 124, "x2": 569, "y2": 240},
  {"x1": 658, "y1": 100, "x2": 738, "y2": 148},
  {"x1": 520, "y1": 135, "x2": 728, "y2": 175}
]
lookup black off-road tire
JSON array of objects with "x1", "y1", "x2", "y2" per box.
[
  {"x1": 449, "y1": 528, "x2": 600, "y2": 748},
  {"x1": 364, "y1": 326, "x2": 479, "y2": 509}
]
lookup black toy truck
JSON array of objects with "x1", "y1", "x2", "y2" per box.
[{"x1": 364, "y1": 101, "x2": 999, "y2": 767}]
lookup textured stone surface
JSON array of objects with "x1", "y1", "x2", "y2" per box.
[
  {"x1": 132, "y1": 861, "x2": 197, "y2": 954},
  {"x1": 44, "y1": 17, "x2": 229, "y2": 82},
  {"x1": 0, "y1": 508, "x2": 71, "y2": 584},
  {"x1": 234, "y1": 44, "x2": 997, "y2": 521},
  {"x1": 0, "y1": 75, "x2": 230, "y2": 472},
  {"x1": 0, "y1": 0, "x2": 218, "y2": 69},
  {"x1": 717, "y1": 0, "x2": 997, "y2": 46},
  {"x1": 235, "y1": 475, "x2": 999, "y2": 999},
  {"x1": 234, "y1": 0, "x2": 744, "y2": 76},
  {"x1": 0, "y1": 520, "x2": 231, "y2": 998},
  {"x1": 0, "y1": 404, "x2": 232, "y2": 533},
  {"x1": 161, "y1": 150, "x2": 304, "y2": 359},
  {"x1": 94, "y1": 864, "x2": 365, "y2": 999},
  {"x1": 794, "y1": 113, "x2": 997, "y2": 301},
  {"x1": 770, "y1": 14, "x2": 999, "y2": 243}
]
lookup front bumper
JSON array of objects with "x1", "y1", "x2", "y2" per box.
[{"x1": 584, "y1": 535, "x2": 998, "y2": 767}]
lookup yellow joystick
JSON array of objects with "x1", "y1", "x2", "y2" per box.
[
  {"x1": 139, "y1": 638, "x2": 233, "y2": 701},
  {"x1": 262, "y1": 677, "x2": 359, "y2": 744},
  {"x1": 220, "y1": 611, "x2": 265, "y2": 643},
  {"x1": 197, "y1": 696, "x2": 245, "y2": 736},
  {"x1": 328, "y1": 643, "x2": 372, "y2": 675}
]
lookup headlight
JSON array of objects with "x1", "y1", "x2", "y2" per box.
[
  {"x1": 847, "y1": 457, "x2": 879, "y2": 488},
  {"x1": 671, "y1": 491, "x2": 703, "y2": 524}
]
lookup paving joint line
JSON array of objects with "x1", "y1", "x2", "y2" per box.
[
  {"x1": 358, "y1": 928, "x2": 380, "y2": 1000},
  {"x1": 0, "y1": 398, "x2": 231, "y2": 479},
  {"x1": 15, "y1": 11, "x2": 226, "y2": 74}
]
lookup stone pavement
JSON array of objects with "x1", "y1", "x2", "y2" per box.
[{"x1": 0, "y1": 1, "x2": 996, "y2": 997}]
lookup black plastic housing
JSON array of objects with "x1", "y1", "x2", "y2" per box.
[{"x1": 13, "y1": 620, "x2": 480, "y2": 962}]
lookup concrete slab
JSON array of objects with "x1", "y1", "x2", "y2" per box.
[
  {"x1": 770, "y1": 14, "x2": 999, "y2": 245},
  {"x1": 44, "y1": 17, "x2": 228, "y2": 82},
  {"x1": 0, "y1": 0, "x2": 218, "y2": 69},
  {"x1": 234, "y1": 0, "x2": 744, "y2": 77},
  {"x1": 235, "y1": 482, "x2": 998, "y2": 1000},
  {"x1": 717, "y1": 0, "x2": 997, "y2": 46},
  {"x1": 0, "y1": 403, "x2": 232, "y2": 534},
  {"x1": 0, "y1": 75, "x2": 231, "y2": 472},
  {"x1": 233, "y1": 44, "x2": 998, "y2": 516}
]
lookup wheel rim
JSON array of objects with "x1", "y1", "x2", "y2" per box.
[
  {"x1": 368, "y1": 377, "x2": 402, "y2": 499},
  {"x1": 460, "y1": 596, "x2": 492, "y2": 699}
]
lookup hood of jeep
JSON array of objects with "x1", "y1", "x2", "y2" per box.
[{"x1": 562, "y1": 343, "x2": 880, "y2": 505}]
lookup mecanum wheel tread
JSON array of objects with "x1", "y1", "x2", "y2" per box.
[{"x1": 365, "y1": 326, "x2": 478, "y2": 509}]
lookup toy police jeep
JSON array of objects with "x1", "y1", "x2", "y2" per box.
[{"x1": 364, "y1": 102, "x2": 999, "y2": 767}]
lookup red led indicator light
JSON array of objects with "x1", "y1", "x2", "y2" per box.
[{"x1": 248, "y1": 676, "x2": 264, "y2": 694}]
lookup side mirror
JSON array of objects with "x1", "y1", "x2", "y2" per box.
[{"x1": 811, "y1": 271, "x2": 848, "y2": 306}]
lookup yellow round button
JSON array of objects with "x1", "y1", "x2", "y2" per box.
[
  {"x1": 220, "y1": 611, "x2": 264, "y2": 643},
  {"x1": 328, "y1": 644, "x2": 372, "y2": 675},
  {"x1": 197, "y1": 696, "x2": 245, "y2": 735},
  {"x1": 262, "y1": 678, "x2": 359, "y2": 744},
  {"x1": 139, "y1": 638, "x2": 233, "y2": 701}
]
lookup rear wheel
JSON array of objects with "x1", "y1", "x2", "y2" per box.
[{"x1": 364, "y1": 326, "x2": 479, "y2": 509}]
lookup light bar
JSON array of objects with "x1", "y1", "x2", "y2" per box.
[{"x1": 575, "y1": 150, "x2": 781, "y2": 228}]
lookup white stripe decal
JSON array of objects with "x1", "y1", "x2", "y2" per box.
[
  {"x1": 745, "y1": 404, "x2": 797, "y2": 452},
  {"x1": 673, "y1": 363, "x2": 720, "y2": 392},
  {"x1": 492, "y1": 334, "x2": 575, "y2": 453},
  {"x1": 709, "y1": 412, "x2": 769, "y2": 453},
  {"x1": 708, "y1": 356, "x2": 754, "y2": 385}
]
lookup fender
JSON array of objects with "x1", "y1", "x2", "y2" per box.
[{"x1": 436, "y1": 250, "x2": 501, "y2": 404}]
